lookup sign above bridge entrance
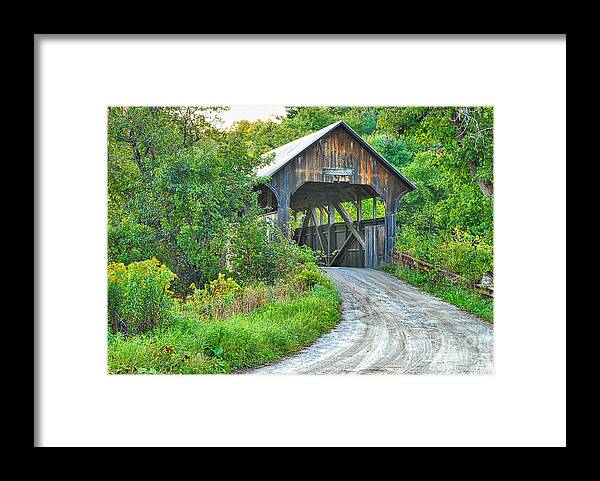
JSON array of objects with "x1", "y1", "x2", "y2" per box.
[{"x1": 322, "y1": 168, "x2": 354, "y2": 176}]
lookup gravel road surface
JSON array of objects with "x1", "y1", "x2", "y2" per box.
[{"x1": 251, "y1": 267, "x2": 493, "y2": 375}]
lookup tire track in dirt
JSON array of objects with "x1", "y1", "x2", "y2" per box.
[{"x1": 250, "y1": 267, "x2": 493, "y2": 375}]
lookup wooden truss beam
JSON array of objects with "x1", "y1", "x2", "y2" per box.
[
  {"x1": 309, "y1": 206, "x2": 327, "y2": 253},
  {"x1": 331, "y1": 199, "x2": 366, "y2": 249},
  {"x1": 295, "y1": 209, "x2": 310, "y2": 244}
]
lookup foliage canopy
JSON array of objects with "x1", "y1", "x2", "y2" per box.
[{"x1": 108, "y1": 105, "x2": 493, "y2": 289}]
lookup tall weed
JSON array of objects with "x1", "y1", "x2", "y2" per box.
[{"x1": 108, "y1": 258, "x2": 176, "y2": 334}]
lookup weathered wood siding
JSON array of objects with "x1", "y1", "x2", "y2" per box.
[
  {"x1": 268, "y1": 125, "x2": 409, "y2": 210},
  {"x1": 364, "y1": 223, "x2": 386, "y2": 268},
  {"x1": 294, "y1": 218, "x2": 385, "y2": 268}
]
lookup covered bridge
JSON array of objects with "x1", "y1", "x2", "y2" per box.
[{"x1": 255, "y1": 120, "x2": 415, "y2": 268}]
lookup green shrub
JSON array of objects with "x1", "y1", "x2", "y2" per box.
[
  {"x1": 191, "y1": 273, "x2": 242, "y2": 303},
  {"x1": 437, "y1": 228, "x2": 493, "y2": 283},
  {"x1": 189, "y1": 273, "x2": 243, "y2": 319},
  {"x1": 229, "y1": 216, "x2": 317, "y2": 284},
  {"x1": 396, "y1": 226, "x2": 493, "y2": 284},
  {"x1": 290, "y1": 262, "x2": 332, "y2": 290},
  {"x1": 108, "y1": 258, "x2": 177, "y2": 335},
  {"x1": 186, "y1": 267, "x2": 330, "y2": 320},
  {"x1": 108, "y1": 218, "x2": 163, "y2": 265}
]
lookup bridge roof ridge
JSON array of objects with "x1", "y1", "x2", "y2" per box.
[{"x1": 256, "y1": 120, "x2": 416, "y2": 191}]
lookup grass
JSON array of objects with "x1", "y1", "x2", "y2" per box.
[
  {"x1": 108, "y1": 283, "x2": 341, "y2": 374},
  {"x1": 382, "y1": 265, "x2": 493, "y2": 322}
]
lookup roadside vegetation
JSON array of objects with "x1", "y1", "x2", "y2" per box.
[
  {"x1": 108, "y1": 259, "x2": 339, "y2": 374},
  {"x1": 382, "y1": 265, "x2": 493, "y2": 322}
]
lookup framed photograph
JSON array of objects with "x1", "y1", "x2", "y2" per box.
[{"x1": 35, "y1": 34, "x2": 566, "y2": 447}]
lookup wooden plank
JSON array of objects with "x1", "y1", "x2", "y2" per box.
[
  {"x1": 328, "y1": 201, "x2": 335, "y2": 264},
  {"x1": 309, "y1": 207, "x2": 327, "y2": 253},
  {"x1": 330, "y1": 232, "x2": 354, "y2": 266},
  {"x1": 296, "y1": 209, "x2": 310, "y2": 245},
  {"x1": 331, "y1": 200, "x2": 366, "y2": 249},
  {"x1": 357, "y1": 192, "x2": 363, "y2": 266},
  {"x1": 364, "y1": 225, "x2": 374, "y2": 268},
  {"x1": 372, "y1": 197, "x2": 379, "y2": 265}
]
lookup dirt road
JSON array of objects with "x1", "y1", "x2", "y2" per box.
[{"x1": 252, "y1": 267, "x2": 493, "y2": 374}]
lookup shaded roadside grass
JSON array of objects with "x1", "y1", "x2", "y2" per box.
[
  {"x1": 108, "y1": 284, "x2": 341, "y2": 374},
  {"x1": 382, "y1": 265, "x2": 493, "y2": 322}
]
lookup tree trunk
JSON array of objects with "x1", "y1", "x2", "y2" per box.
[
  {"x1": 477, "y1": 181, "x2": 494, "y2": 197},
  {"x1": 468, "y1": 160, "x2": 493, "y2": 197}
]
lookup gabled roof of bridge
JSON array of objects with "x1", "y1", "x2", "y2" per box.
[{"x1": 256, "y1": 120, "x2": 416, "y2": 191}]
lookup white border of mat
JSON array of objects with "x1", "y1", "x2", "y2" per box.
[{"x1": 35, "y1": 35, "x2": 566, "y2": 447}]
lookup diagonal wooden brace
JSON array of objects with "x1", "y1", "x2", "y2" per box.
[
  {"x1": 309, "y1": 206, "x2": 327, "y2": 253},
  {"x1": 329, "y1": 233, "x2": 353, "y2": 266},
  {"x1": 331, "y1": 199, "x2": 366, "y2": 249},
  {"x1": 296, "y1": 209, "x2": 310, "y2": 244}
]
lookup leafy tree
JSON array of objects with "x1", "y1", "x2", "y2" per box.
[
  {"x1": 108, "y1": 107, "x2": 259, "y2": 290},
  {"x1": 364, "y1": 133, "x2": 418, "y2": 169},
  {"x1": 377, "y1": 107, "x2": 494, "y2": 197},
  {"x1": 373, "y1": 107, "x2": 494, "y2": 279},
  {"x1": 284, "y1": 106, "x2": 379, "y2": 136},
  {"x1": 230, "y1": 119, "x2": 300, "y2": 157},
  {"x1": 229, "y1": 106, "x2": 381, "y2": 157},
  {"x1": 229, "y1": 212, "x2": 317, "y2": 284}
]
